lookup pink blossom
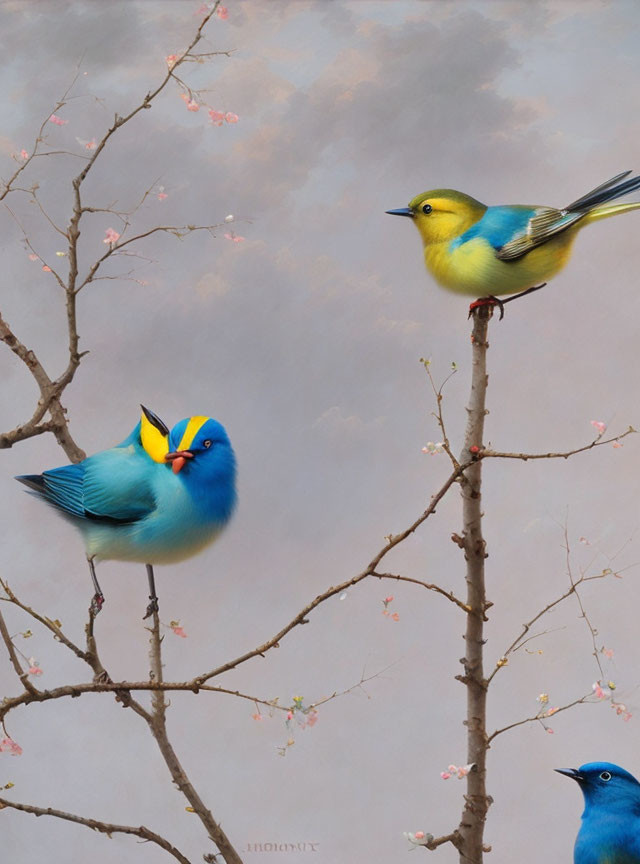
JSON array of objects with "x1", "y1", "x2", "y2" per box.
[
  {"x1": 103, "y1": 228, "x2": 120, "y2": 245},
  {"x1": 590, "y1": 420, "x2": 607, "y2": 436},
  {"x1": 287, "y1": 711, "x2": 293, "y2": 720},
  {"x1": 49, "y1": 114, "x2": 68, "y2": 126},
  {"x1": 28, "y1": 253, "x2": 38, "y2": 261},
  {"x1": 252, "y1": 712, "x2": 263, "y2": 721},
  {"x1": 384, "y1": 596, "x2": 394, "y2": 604},
  {"x1": 391, "y1": 612, "x2": 400, "y2": 622},
  {"x1": 414, "y1": 832, "x2": 425, "y2": 840},
  {"x1": 157, "y1": 192, "x2": 168, "y2": 201},
  {"x1": 171, "y1": 625, "x2": 187, "y2": 638},
  {"x1": 209, "y1": 109, "x2": 225, "y2": 126},
  {"x1": 305, "y1": 710, "x2": 318, "y2": 728},
  {"x1": 186, "y1": 99, "x2": 200, "y2": 112},
  {"x1": 19, "y1": 149, "x2": 29, "y2": 160},
  {"x1": 546, "y1": 707, "x2": 558, "y2": 717},
  {"x1": 624, "y1": 713, "x2": 633, "y2": 722},
  {"x1": 166, "y1": 54, "x2": 179, "y2": 68},
  {"x1": 225, "y1": 112, "x2": 239, "y2": 124},
  {"x1": 76, "y1": 137, "x2": 96, "y2": 150},
  {"x1": 0, "y1": 737, "x2": 22, "y2": 756},
  {"x1": 613, "y1": 441, "x2": 623, "y2": 449},
  {"x1": 579, "y1": 536, "x2": 591, "y2": 546},
  {"x1": 28, "y1": 658, "x2": 42, "y2": 676},
  {"x1": 440, "y1": 771, "x2": 451, "y2": 780},
  {"x1": 546, "y1": 727, "x2": 554, "y2": 734},
  {"x1": 224, "y1": 232, "x2": 245, "y2": 243},
  {"x1": 602, "y1": 647, "x2": 615, "y2": 660},
  {"x1": 42, "y1": 265, "x2": 51, "y2": 272},
  {"x1": 217, "y1": 5, "x2": 229, "y2": 19}
]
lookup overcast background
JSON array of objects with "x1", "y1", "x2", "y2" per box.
[{"x1": 2, "y1": 1, "x2": 640, "y2": 861}]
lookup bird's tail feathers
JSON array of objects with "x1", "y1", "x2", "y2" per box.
[
  {"x1": 15, "y1": 474, "x2": 46, "y2": 493},
  {"x1": 582, "y1": 201, "x2": 640, "y2": 224},
  {"x1": 567, "y1": 172, "x2": 640, "y2": 213}
]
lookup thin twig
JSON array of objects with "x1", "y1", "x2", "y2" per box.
[
  {"x1": 488, "y1": 692, "x2": 592, "y2": 742},
  {"x1": 481, "y1": 427, "x2": 635, "y2": 461},
  {"x1": 0, "y1": 797, "x2": 192, "y2": 864}
]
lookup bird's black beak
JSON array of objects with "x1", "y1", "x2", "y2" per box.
[
  {"x1": 555, "y1": 768, "x2": 585, "y2": 782},
  {"x1": 141, "y1": 404, "x2": 170, "y2": 437},
  {"x1": 385, "y1": 207, "x2": 414, "y2": 218}
]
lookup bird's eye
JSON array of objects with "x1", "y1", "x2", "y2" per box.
[
  {"x1": 203, "y1": 439, "x2": 212, "y2": 449},
  {"x1": 421, "y1": 203, "x2": 433, "y2": 214},
  {"x1": 600, "y1": 771, "x2": 612, "y2": 782}
]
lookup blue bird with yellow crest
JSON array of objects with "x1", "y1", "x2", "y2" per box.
[
  {"x1": 16, "y1": 406, "x2": 236, "y2": 617},
  {"x1": 557, "y1": 762, "x2": 640, "y2": 863},
  {"x1": 387, "y1": 171, "x2": 640, "y2": 316}
]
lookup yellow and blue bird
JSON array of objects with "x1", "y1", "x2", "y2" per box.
[
  {"x1": 16, "y1": 406, "x2": 236, "y2": 617},
  {"x1": 387, "y1": 171, "x2": 640, "y2": 316},
  {"x1": 557, "y1": 762, "x2": 640, "y2": 863}
]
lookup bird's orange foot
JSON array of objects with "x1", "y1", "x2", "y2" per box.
[
  {"x1": 89, "y1": 593, "x2": 105, "y2": 616},
  {"x1": 143, "y1": 596, "x2": 159, "y2": 620},
  {"x1": 468, "y1": 296, "x2": 504, "y2": 321}
]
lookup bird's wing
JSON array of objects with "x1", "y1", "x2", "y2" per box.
[
  {"x1": 19, "y1": 446, "x2": 158, "y2": 525},
  {"x1": 81, "y1": 447, "x2": 158, "y2": 523},
  {"x1": 495, "y1": 207, "x2": 584, "y2": 261}
]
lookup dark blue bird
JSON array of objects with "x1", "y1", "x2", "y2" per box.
[{"x1": 557, "y1": 762, "x2": 640, "y2": 863}]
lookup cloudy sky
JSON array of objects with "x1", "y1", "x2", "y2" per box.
[{"x1": 2, "y1": 1, "x2": 640, "y2": 862}]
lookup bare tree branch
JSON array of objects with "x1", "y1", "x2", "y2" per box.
[
  {"x1": 143, "y1": 608, "x2": 243, "y2": 864},
  {"x1": 0, "y1": 797, "x2": 192, "y2": 864},
  {"x1": 488, "y1": 692, "x2": 592, "y2": 742},
  {"x1": 454, "y1": 306, "x2": 492, "y2": 861},
  {"x1": 480, "y1": 427, "x2": 635, "y2": 461}
]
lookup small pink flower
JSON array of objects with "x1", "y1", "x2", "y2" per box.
[
  {"x1": 579, "y1": 536, "x2": 591, "y2": 546},
  {"x1": 252, "y1": 712, "x2": 263, "y2": 721},
  {"x1": 602, "y1": 648, "x2": 615, "y2": 660},
  {"x1": 546, "y1": 707, "x2": 558, "y2": 717},
  {"x1": 224, "y1": 232, "x2": 245, "y2": 242},
  {"x1": 49, "y1": 114, "x2": 68, "y2": 126},
  {"x1": 28, "y1": 253, "x2": 38, "y2": 261},
  {"x1": 171, "y1": 626, "x2": 187, "y2": 638},
  {"x1": 103, "y1": 228, "x2": 120, "y2": 245},
  {"x1": 225, "y1": 112, "x2": 239, "y2": 124},
  {"x1": 305, "y1": 710, "x2": 318, "y2": 728},
  {"x1": 546, "y1": 727, "x2": 554, "y2": 734},
  {"x1": 42, "y1": 265, "x2": 51, "y2": 272},
  {"x1": 217, "y1": 5, "x2": 229, "y2": 19},
  {"x1": 287, "y1": 711, "x2": 293, "y2": 720},
  {"x1": 391, "y1": 612, "x2": 400, "y2": 622},
  {"x1": 613, "y1": 441, "x2": 623, "y2": 449},
  {"x1": 28, "y1": 658, "x2": 42, "y2": 676},
  {"x1": 166, "y1": 54, "x2": 179, "y2": 69},
  {"x1": 85, "y1": 139, "x2": 96, "y2": 150},
  {"x1": 414, "y1": 832, "x2": 425, "y2": 840},
  {"x1": 186, "y1": 99, "x2": 199, "y2": 112},
  {"x1": 385, "y1": 596, "x2": 394, "y2": 604},
  {"x1": 209, "y1": 109, "x2": 225, "y2": 126},
  {"x1": 440, "y1": 772, "x2": 451, "y2": 780},
  {"x1": 19, "y1": 149, "x2": 29, "y2": 160},
  {"x1": 0, "y1": 737, "x2": 22, "y2": 756},
  {"x1": 157, "y1": 192, "x2": 168, "y2": 201},
  {"x1": 624, "y1": 713, "x2": 632, "y2": 722},
  {"x1": 590, "y1": 420, "x2": 606, "y2": 436}
]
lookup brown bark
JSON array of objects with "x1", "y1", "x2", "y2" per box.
[{"x1": 456, "y1": 306, "x2": 492, "y2": 862}]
